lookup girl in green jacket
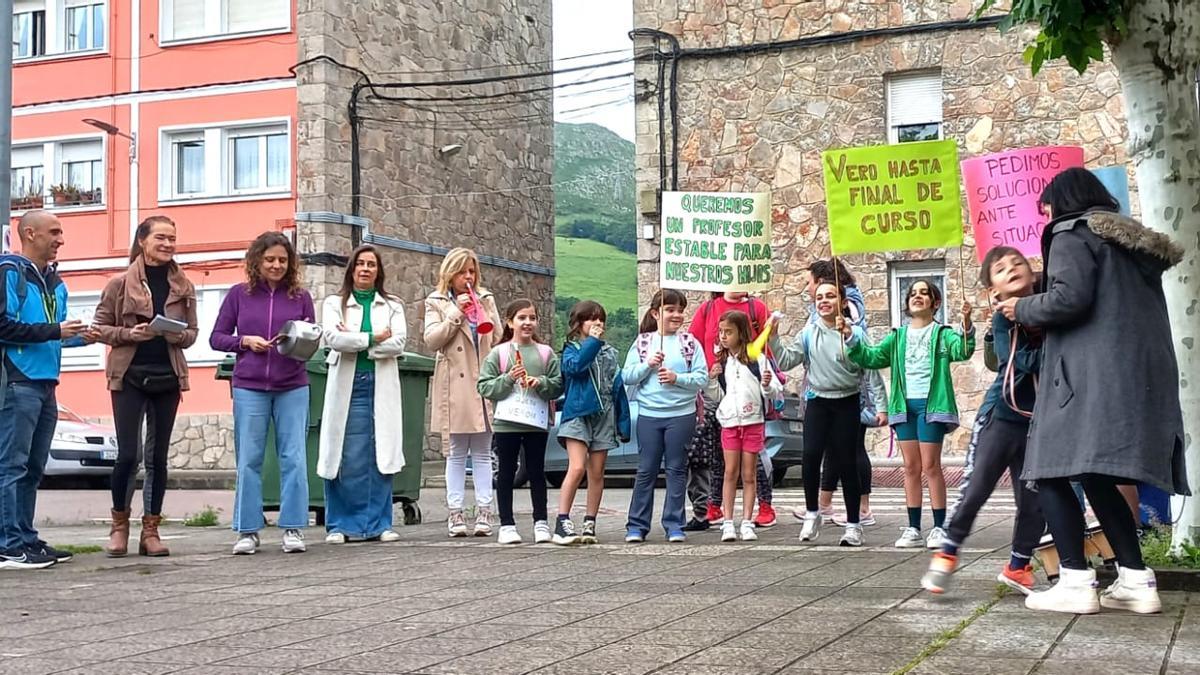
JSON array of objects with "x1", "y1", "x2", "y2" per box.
[{"x1": 845, "y1": 280, "x2": 974, "y2": 550}]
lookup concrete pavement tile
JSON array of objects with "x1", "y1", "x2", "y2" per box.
[
  {"x1": 907, "y1": 654, "x2": 1038, "y2": 674},
  {"x1": 774, "y1": 669, "x2": 891, "y2": 675},
  {"x1": 305, "y1": 650, "x2": 452, "y2": 673},
  {"x1": 0, "y1": 656, "x2": 96, "y2": 674},
  {"x1": 651, "y1": 665, "x2": 782, "y2": 675},
  {"x1": 211, "y1": 645, "x2": 362, "y2": 669},
  {"x1": 121, "y1": 644, "x2": 236, "y2": 666},
  {"x1": 717, "y1": 630, "x2": 840, "y2": 652},
  {"x1": 0, "y1": 637, "x2": 78, "y2": 656},
  {"x1": 807, "y1": 587, "x2": 914, "y2": 610},
  {"x1": 417, "y1": 642, "x2": 584, "y2": 675},
  {"x1": 432, "y1": 623, "x2": 548, "y2": 642},
  {"x1": 1059, "y1": 615, "x2": 1178, "y2": 644},
  {"x1": 634, "y1": 627, "x2": 745, "y2": 647},
  {"x1": 519, "y1": 625, "x2": 643, "y2": 645},
  {"x1": 793, "y1": 648, "x2": 915, "y2": 673},
  {"x1": 1168, "y1": 645, "x2": 1200, "y2": 664},
  {"x1": 676, "y1": 646, "x2": 798, "y2": 669},
  {"x1": 170, "y1": 667, "x2": 291, "y2": 675},
  {"x1": 374, "y1": 636, "x2": 504, "y2": 657},
  {"x1": 934, "y1": 635, "x2": 1054, "y2": 659},
  {"x1": 1031, "y1": 659, "x2": 1153, "y2": 675},
  {"x1": 812, "y1": 637, "x2": 926, "y2": 660},
  {"x1": 481, "y1": 609, "x2": 602, "y2": 626},
  {"x1": 1047, "y1": 640, "x2": 1168, "y2": 666},
  {"x1": 658, "y1": 614, "x2": 769, "y2": 633},
  {"x1": 53, "y1": 662, "x2": 180, "y2": 675},
  {"x1": 567, "y1": 642, "x2": 701, "y2": 669},
  {"x1": 32, "y1": 640, "x2": 163, "y2": 663}
]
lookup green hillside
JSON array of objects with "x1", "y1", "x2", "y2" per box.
[
  {"x1": 554, "y1": 122, "x2": 636, "y2": 254},
  {"x1": 553, "y1": 236, "x2": 637, "y2": 356}
]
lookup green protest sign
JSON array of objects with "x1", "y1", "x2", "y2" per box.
[
  {"x1": 821, "y1": 139, "x2": 963, "y2": 255},
  {"x1": 659, "y1": 192, "x2": 773, "y2": 292}
]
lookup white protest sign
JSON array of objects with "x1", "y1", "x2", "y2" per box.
[
  {"x1": 494, "y1": 389, "x2": 550, "y2": 429},
  {"x1": 659, "y1": 192, "x2": 773, "y2": 293}
]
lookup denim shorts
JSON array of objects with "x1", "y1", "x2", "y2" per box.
[
  {"x1": 892, "y1": 398, "x2": 947, "y2": 444},
  {"x1": 557, "y1": 409, "x2": 619, "y2": 451}
]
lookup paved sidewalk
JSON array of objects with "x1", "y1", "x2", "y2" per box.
[{"x1": 4, "y1": 488, "x2": 1195, "y2": 675}]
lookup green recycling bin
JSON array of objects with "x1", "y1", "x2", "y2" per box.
[{"x1": 216, "y1": 349, "x2": 435, "y2": 526}]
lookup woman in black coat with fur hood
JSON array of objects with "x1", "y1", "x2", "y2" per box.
[{"x1": 996, "y1": 168, "x2": 1188, "y2": 616}]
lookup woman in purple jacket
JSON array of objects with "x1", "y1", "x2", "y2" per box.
[{"x1": 211, "y1": 232, "x2": 316, "y2": 555}]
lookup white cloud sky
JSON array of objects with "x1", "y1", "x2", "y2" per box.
[{"x1": 552, "y1": 0, "x2": 635, "y2": 141}]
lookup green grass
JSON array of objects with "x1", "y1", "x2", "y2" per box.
[
  {"x1": 57, "y1": 544, "x2": 102, "y2": 555},
  {"x1": 1141, "y1": 526, "x2": 1200, "y2": 569},
  {"x1": 554, "y1": 236, "x2": 637, "y2": 313},
  {"x1": 892, "y1": 585, "x2": 1010, "y2": 675},
  {"x1": 182, "y1": 505, "x2": 221, "y2": 527}
]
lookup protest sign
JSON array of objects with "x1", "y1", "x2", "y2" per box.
[
  {"x1": 822, "y1": 139, "x2": 963, "y2": 255},
  {"x1": 659, "y1": 191, "x2": 773, "y2": 293},
  {"x1": 1091, "y1": 166, "x2": 1132, "y2": 215},
  {"x1": 962, "y1": 146, "x2": 1085, "y2": 260}
]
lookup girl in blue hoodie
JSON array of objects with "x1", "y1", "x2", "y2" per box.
[{"x1": 552, "y1": 300, "x2": 631, "y2": 545}]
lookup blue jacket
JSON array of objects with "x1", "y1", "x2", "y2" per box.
[
  {"x1": 560, "y1": 336, "x2": 631, "y2": 440},
  {"x1": 0, "y1": 254, "x2": 80, "y2": 383},
  {"x1": 978, "y1": 312, "x2": 1041, "y2": 424}
]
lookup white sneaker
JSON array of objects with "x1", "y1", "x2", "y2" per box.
[
  {"x1": 859, "y1": 511, "x2": 877, "y2": 527},
  {"x1": 281, "y1": 529, "x2": 305, "y2": 553},
  {"x1": 739, "y1": 521, "x2": 758, "y2": 542},
  {"x1": 447, "y1": 511, "x2": 468, "y2": 538},
  {"x1": 798, "y1": 512, "x2": 822, "y2": 542},
  {"x1": 473, "y1": 509, "x2": 493, "y2": 537},
  {"x1": 498, "y1": 525, "x2": 523, "y2": 545},
  {"x1": 926, "y1": 527, "x2": 948, "y2": 550},
  {"x1": 894, "y1": 527, "x2": 924, "y2": 548},
  {"x1": 324, "y1": 532, "x2": 346, "y2": 544},
  {"x1": 1025, "y1": 567, "x2": 1100, "y2": 614},
  {"x1": 721, "y1": 521, "x2": 737, "y2": 542},
  {"x1": 840, "y1": 524, "x2": 863, "y2": 547},
  {"x1": 232, "y1": 533, "x2": 259, "y2": 555},
  {"x1": 1100, "y1": 566, "x2": 1162, "y2": 614},
  {"x1": 379, "y1": 530, "x2": 400, "y2": 542},
  {"x1": 533, "y1": 520, "x2": 553, "y2": 544},
  {"x1": 832, "y1": 511, "x2": 877, "y2": 527}
]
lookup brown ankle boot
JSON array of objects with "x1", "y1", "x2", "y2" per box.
[
  {"x1": 139, "y1": 515, "x2": 170, "y2": 557},
  {"x1": 106, "y1": 510, "x2": 131, "y2": 557}
]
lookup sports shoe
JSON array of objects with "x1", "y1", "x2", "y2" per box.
[
  {"x1": 921, "y1": 552, "x2": 958, "y2": 594},
  {"x1": 667, "y1": 530, "x2": 687, "y2": 543},
  {"x1": 721, "y1": 520, "x2": 737, "y2": 542},
  {"x1": 281, "y1": 529, "x2": 306, "y2": 553},
  {"x1": 895, "y1": 527, "x2": 924, "y2": 548},
  {"x1": 839, "y1": 523, "x2": 863, "y2": 547},
  {"x1": 32, "y1": 541, "x2": 73, "y2": 563},
  {"x1": 1026, "y1": 567, "x2": 1100, "y2": 614},
  {"x1": 447, "y1": 511, "x2": 468, "y2": 538},
  {"x1": 552, "y1": 518, "x2": 580, "y2": 546},
  {"x1": 705, "y1": 502, "x2": 724, "y2": 524},
  {"x1": 474, "y1": 509, "x2": 494, "y2": 537},
  {"x1": 753, "y1": 502, "x2": 777, "y2": 528},
  {"x1": 683, "y1": 517, "x2": 711, "y2": 531},
  {"x1": 740, "y1": 521, "x2": 758, "y2": 542},
  {"x1": 580, "y1": 519, "x2": 597, "y2": 544},
  {"x1": 998, "y1": 563, "x2": 1036, "y2": 595},
  {"x1": 498, "y1": 525, "x2": 523, "y2": 545},
  {"x1": 379, "y1": 530, "x2": 400, "y2": 542},
  {"x1": 624, "y1": 528, "x2": 645, "y2": 543},
  {"x1": 232, "y1": 533, "x2": 260, "y2": 555},
  {"x1": 795, "y1": 505, "x2": 834, "y2": 522},
  {"x1": 533, "y1": 520, "x2": 553, "y2": 544},
  {"x1": 859, "y1": 511, "x2": 877, "y2": 527},
  {"x1": 798, "y1": 512, "x2": 822, "y2": 542},
  {"x1": 1100, "y1": 566, "x2": 1162, "y2": 614},
  {"x1": 831, "y1": 511, "x2": 877, "y2": 527},
  {"x1": 0, "y1": 548, "x2": 56, "y2": 570},
  {"x1": 926, "y1": 527, "x2": 948, "y2": 550},
  {"x1": 325, "y1": 532, "x2": 346, "y2": 544}
]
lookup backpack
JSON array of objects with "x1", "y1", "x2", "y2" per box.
[
  {"x1": 697, "y1": 298, "x2": 786, "y2": 418},
  {"x1": 629, "y1": 331, "x2": 703, "y2": 420}
]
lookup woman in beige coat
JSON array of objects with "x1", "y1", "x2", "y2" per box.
[{"x1": 423, "y1": 248, "x2": 501, "y2": 538}]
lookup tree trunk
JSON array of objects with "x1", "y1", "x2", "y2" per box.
[{"x1": 1109, "y1": 0, "x2": 1200, "y2": 549}]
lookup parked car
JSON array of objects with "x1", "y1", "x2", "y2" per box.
[{"x1": 43, "y1": 405, "x2": 118, "y2": 478}]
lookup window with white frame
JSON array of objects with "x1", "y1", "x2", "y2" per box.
[
  {"x1": 886, "y1": 70, "x2": 943, "y2": 144},
  {"x1": 11, "y1": 145, "x2": 45, "y2": 204},
  {"x1": 10, "y1": 137, "x2": 104, "y2": 209},
  {"x1": 162, "y1": 121, "x2": 291, "y2": 201},
  {"x1": 13, "y1": 0, "x2": 106, "y2": 60},
  {"x1": 888, "y1": 260, "x2": 947, "y2": 327},
  {"x1": 185, "y1": 287, "x2": 231, "y2": 365},
  {"x1": 162, "y1": 0, "x2": 290, "y2": 43},
  {"x1": 57, "y1": 140, "x2": 103, "y2": 204},
  {"x1": 62, "y1": 293, "x2": 105, "y2": 371}
]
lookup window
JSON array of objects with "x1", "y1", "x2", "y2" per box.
[
  {"x1": 11, "y1": 145, "x2": 45, "y2": 208},
  {"x1": 886, "y1": 70, "x2": 943, "y2": 144},
  {"x1": 161, "y1": 121, "x2": 291, "y2": 201},
  {"x1": 62, "y1": 293, "x2": 105, "y2": 371},
  {"x1": 11, "y1": 138, "x2": 104, "y2": 210},
  {"x1": 162, "y1": 0, "x2": 289, "y2": 43},
  {"x1": 13, "y1": 6, "x2": 46, "y2": 59},
  {"x1": 64, "y1": 1, "x2": 105, "y2": 52},
  {"x1": 185, "y1": 287, "x2": 231, "y2": 365},
  {"x1": 888, "y1": 260, "x2": 946, "y2": 327}
]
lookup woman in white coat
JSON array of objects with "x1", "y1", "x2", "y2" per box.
[{"x1": 318, "y1": 245, "x2": 408, "y2": 543}]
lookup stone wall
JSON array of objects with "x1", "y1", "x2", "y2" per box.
[
  {"x1": 633, "y1": 0, "x2": 1133, "y2": 454},
  {"x1": 295, "y1": 0, "x2": 555, "y2": 458}
]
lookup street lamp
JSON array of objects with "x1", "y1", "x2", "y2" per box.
[{"x1": 82, "y1": 118, "x2": 137, "y2": 162}]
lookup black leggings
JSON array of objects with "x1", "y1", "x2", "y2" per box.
[
  {"x1": 111, "y1": 386, "x2": 181, "y2": 515},
  {"x1": 802, "y1": 395, "x2": 861, "y2": 523},
  {"x1": 494, "y1": 431, "x2": 548, "y2": 527},
  {"x1": 1038, "y1": 474, "x2": 1144, "y2": 571},
  {"x1": 821, "y1": 423, "x2": 872, "y2": 495}
]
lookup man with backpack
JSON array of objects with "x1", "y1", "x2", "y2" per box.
[{"x1": 1, "y1": 211, "x2": 87, "y2": 569}]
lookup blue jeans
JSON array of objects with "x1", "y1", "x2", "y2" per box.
[
  {"x1": 626, "y1": 413, "x2": 694, "y2": 536},
  {"x1": 0, "y1": 381, "x2": 57, "y2": 552},
  {"x1": 324, "y1": 372, "x2": 392, "y2": 538},
  {"x1": 232, "y1": 386, "x2": 310, "y2": 533}
]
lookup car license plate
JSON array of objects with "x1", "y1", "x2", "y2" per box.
[
  {"x1": 102, "y1": 450, "x2": 117, "y2": 461},
  {"x1": 788, "y1": 421, "x2": 802, "y2": 433}
]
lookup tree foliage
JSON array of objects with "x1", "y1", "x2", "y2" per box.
[{"x1": 979, "y1": 0, "x2": 1128, "y2": 74}]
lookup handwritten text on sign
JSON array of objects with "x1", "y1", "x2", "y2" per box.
[
  {"x1": 659, "y1": 192, "x2": 773, "y2": 292},
  {"x1": 821, "y1": 140, "x2": 963, "y2": 255},
  {"x1": 962, "y1": 146, "x2": 1085, "y2": 260}
]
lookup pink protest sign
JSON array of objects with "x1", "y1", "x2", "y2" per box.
[{"x1": 962, "y1": 146, "x2": 1085, "y2": 260}]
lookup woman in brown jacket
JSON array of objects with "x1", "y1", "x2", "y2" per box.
[
  {"x1": 89, "y1": 216, "x2": 197, "y2": 557},
  {"x1": 423, "y1": 248, "x2": 501, "y2": 538}
]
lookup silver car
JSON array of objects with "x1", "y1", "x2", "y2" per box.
[{"x1": 43, "y1": 405, "x2": 118, "y2": 477}]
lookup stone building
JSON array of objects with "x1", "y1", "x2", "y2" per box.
[{"x1": 632, "y1": 0, "x2": 1133, "y2": 454}]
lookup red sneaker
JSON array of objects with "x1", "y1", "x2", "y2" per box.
[
  {"x1": 921, "y1": 552, "x2": 958, "y2": 594},
  {"x1": 753, "y1": 502, "x2": 777, "y2": 528},
  {"x1": 998, "y1": 564, "x2": 1036, "y2": 595},
  {"x1": 704, "y1": 502, "x2": 724, "y2": 524}
]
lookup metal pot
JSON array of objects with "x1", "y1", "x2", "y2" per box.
[{"x1": 275, "y1": 320, "x2": 322, "y2": 361}]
